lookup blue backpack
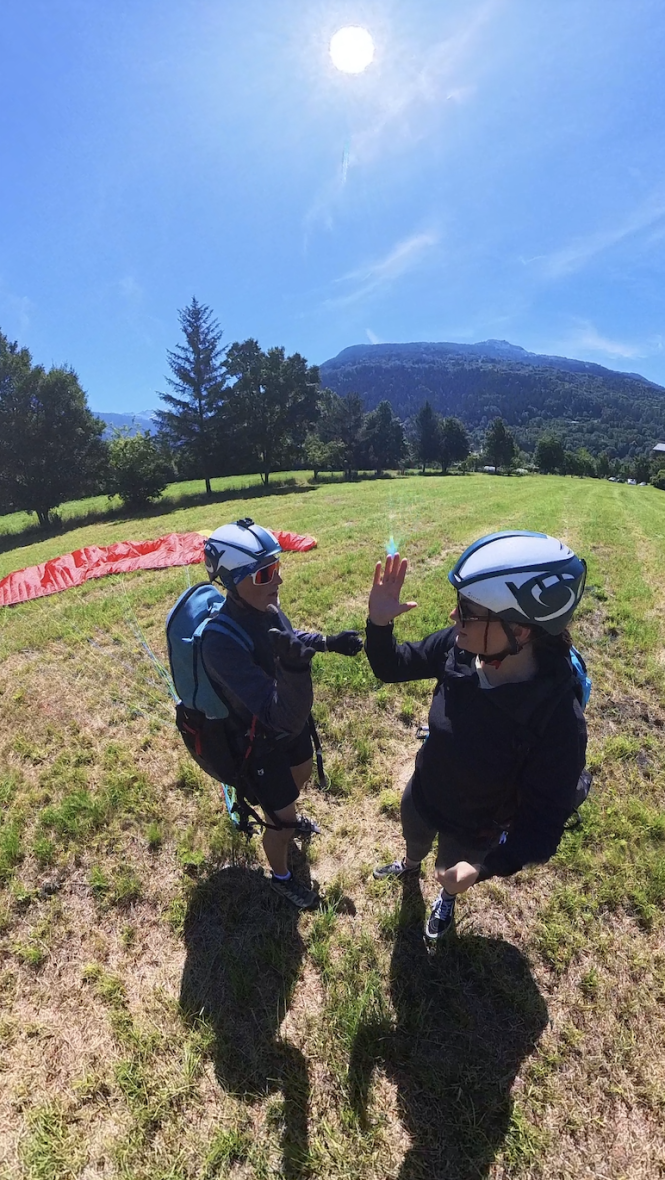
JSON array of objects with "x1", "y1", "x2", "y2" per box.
[
  {"x1": 570, "y1": 646, "x2": 592, "y2": 711},
  {"x1": 166, "y1": 582, "x2": 254, "y2": 718}
]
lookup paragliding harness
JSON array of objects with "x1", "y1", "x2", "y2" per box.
[{"x1": 167, "y1": 582, "x2": 326, "y2": 837}]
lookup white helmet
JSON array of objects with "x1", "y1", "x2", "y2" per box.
[
  {"x1": 448, "y1": 531, "x2": 586, "y2": 635},
  {"x1": 204, "y1": 518, "x2": 282, "y2": 590}
]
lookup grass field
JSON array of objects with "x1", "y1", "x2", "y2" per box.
[{"x1": 1, "y1": 472, "x2": 665, "y2": 1180}]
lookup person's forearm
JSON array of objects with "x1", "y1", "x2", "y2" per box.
[
  {"x1": 365, "y1": 618, "x2": 438, "y2": 683},
  {"x1": 294, "y1": 629, "x2": 327, "y2": 652}
]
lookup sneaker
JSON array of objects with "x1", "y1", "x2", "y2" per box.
[
  {"x1": 293, "y1": 813, "x2": 321, "y2": 836},
  {"x1": 425, "y1": 891, "x2": 456, "y2": 940},
  {"x1": 269, "y1": 873, "x2": 320, "y2": 910},
  {"x1": 373, "y1": 858, "x2": 421, "y2": 881}
]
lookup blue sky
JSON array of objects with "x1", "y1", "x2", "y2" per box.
[{"x1": 2, "y1": 0, "x2": 665, "y2": 412}]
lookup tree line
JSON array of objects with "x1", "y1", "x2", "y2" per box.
[
  {"x1": 320, "y1": 344, "x2": 665, "y2": 460},
  {"x1": 2, "y1": 301, "x2": 664, "y2": 528}
]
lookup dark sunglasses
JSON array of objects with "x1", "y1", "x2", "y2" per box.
[
  {"x1": 456, "y1": 594, "x2": 494, "y2": 626},
  {"x1": 251, "y1": 559, "x2": 280, "y2": 586}
]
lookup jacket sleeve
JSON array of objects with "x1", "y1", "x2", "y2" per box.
[
  {"x1": 201, "y1": 630, "x2": 313, "y2": 738},
  {"x1": 364, "y1": 619, "x2": 456, "y2": 683},
  {"x1": 477, "y1": 697, "x2": 587, "y2": 880},
  {"x1": 293, "y1": 628, "x2": 328, "y2": 652}
]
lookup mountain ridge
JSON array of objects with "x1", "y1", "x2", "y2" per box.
[
  {"x1": 326, "y1": 339, "x2": 664, "y2": 389},
  {"x1": 319, "y1": 339, "x2": 665, "y2": 457}
]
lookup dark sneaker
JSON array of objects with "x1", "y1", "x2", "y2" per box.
[
  {"x1": 425, "y1": 891, "x2": 456, "y2": 940},
  {"x1": 293, "y1": 813, "x2": 321, "y2": 836},
  {"x1": 269, "y1": 874, "x2": 320, "y2": 910},
  {"x1": 373, "y1": 858, "x2": 421, "y2": 881}
]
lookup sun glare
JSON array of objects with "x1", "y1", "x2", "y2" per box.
[{"x1": 329, "y1": 26, "x2": 375, "y2": 74}]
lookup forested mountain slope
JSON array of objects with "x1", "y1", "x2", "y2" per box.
[{"x1": 320, "y1": 340, "x2": 665, "y2": 457}]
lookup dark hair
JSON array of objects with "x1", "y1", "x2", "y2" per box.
[{"x1": 529, "y1": 625, "x2": 573, "y2": 669}]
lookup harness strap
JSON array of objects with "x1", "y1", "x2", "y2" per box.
[{"x1": 308, "y1": 713, "x2": 328, "y2": 790}]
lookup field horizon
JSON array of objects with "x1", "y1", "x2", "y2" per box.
[{"x1": 1, "y1": 472, "x2": 665, "y2": 1180}]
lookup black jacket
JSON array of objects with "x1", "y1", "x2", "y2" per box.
[
  {"x1": 365, "y1": 620, "x2": 587, "y2": 880},
  {"x1": 201, "y1": 595, "x2": 326, "y2": 738}
]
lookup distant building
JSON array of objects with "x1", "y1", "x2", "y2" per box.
[{"x1": 652, "y1": 442, "x2": 665, "y2": 454}]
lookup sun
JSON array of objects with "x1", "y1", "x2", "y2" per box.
[{"x1": 329, "y1": 26, "x2": 375, "y2": 75}]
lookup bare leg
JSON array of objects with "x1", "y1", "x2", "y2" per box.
[{"x1": 262, "y1": 758, "x2": 313, "y2": 876}]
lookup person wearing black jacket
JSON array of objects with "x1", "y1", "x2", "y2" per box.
[
  {"x1": 182, "y1": 518, "x2": 363, "y2": 910},
  {"x1": 367, "y1": 530, "x2": 588, "y2": 943}
]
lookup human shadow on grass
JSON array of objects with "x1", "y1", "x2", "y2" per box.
[
  {"x1": 349, "y1": 877, "x2": 549, "y2": 1180},
  {"x1": 179, "y1": 859, "x2": 313, "y2": 1179},
  {"x1": 0, "y1": 480, "x2": 319, "y2": 559}
]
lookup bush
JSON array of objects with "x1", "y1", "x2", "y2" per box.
[
  {"x1": 651, "y1": 470, "x2": 665, "y2": 491},
  {"x1": 106, "y1": 428, "x2": 173, "y2": 508}
]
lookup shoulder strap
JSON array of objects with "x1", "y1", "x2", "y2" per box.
[{"x1": 200, "y1": 616, "x2": 254, "y2": 653}]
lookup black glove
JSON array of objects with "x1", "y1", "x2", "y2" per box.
[
  {"x1": 267, "y1": 608, "x2": 317, "y2": 671},
  {"x1": 325, "y1": 630, "x2": 364, "y2": 657}
]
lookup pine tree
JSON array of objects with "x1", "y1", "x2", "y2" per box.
[
  {"x1": 359, "y1": 401, "x2": 406, "y2": 475},
  {"x1": 412, "y1": 402, "x2": 442, "y2": 474},
  {"x1": 156, "y1": 298, "x2": 226, "y2": 495},
  {"x1": 534, "y1": 434, "x2": 565, "y2": 474},
  {"x1": 439, "y1": 417, "x2": 470, "y2": 473},
  {"x1": 336, "y1": 392, "x2": 365, "y2": 478},
  {"x1": 484, "y1": 417, "x2": 516, "y2": 471}
]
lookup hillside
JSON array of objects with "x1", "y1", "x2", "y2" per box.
[
  {"x1": 96, "y1": 411, "x2": 157, "y2": 438},
  {"x1": 320, "y1": 340, "x2": 665, "y2": 457}
]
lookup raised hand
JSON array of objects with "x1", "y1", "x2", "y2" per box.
[{"x1": 368, "y1": 553, "x2": 418, "y2": 627}]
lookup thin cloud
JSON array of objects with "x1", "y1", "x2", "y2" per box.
[
  {"x1": 350, "y1": 5, "x2": 495, "y2": 169},
  {"x1": 0, "y1": 281, "x2": 34, "y2": 335},
  {"x1": 118, "y1": 274, "x2": 143, "y2": 302},
  {"x1": 536, "y1": 195, "x2": 665, "y2": 279},
  {"x1": 325, "y1": 231, "x2": 439, "y2": 308},
  {"x1": 304, "y1": 1, "x2": 499, "y2": 239},
  {"x1": 555, "y1": 321, "x2": 646, "y2": 361},
  {"x1": 366, "y1": 328, "x2": 383, "y2": 344}
]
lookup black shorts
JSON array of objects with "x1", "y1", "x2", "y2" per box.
[
  {"x1": 249, "y1": 725, "x2": 313, "y2": 815},
  {"x1": 176, "y1": 705, "x2": 312, "y2": 817}
]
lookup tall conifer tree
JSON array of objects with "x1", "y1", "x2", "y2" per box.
[{"x1": 156, "y1": 298, "x2": 226, "y2": 495}]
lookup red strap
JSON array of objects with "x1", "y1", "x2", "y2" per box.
[
  {"x1": 180, "y1": 717, "x2": 203, "y2": 756},
  {"x1": 242, "y1": 716, "x2": 258, "y2": 764}
]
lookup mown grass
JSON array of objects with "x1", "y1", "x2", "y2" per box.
[{"x1": 1, "y1": 473, "x2": 665, "y2": 1178}]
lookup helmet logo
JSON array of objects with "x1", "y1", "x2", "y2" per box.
[
  {"x1": 506, "y1": 573, "x2": 579, "y2": 622},
  {"x1": 204, "y1": 543, "x2": 225, "y2": 572}
]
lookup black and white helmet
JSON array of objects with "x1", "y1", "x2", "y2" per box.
[
  {"x1": 448, "y1": 531, "x2": 586, "y2": 635},
  {"x1": 204, "y1": 518, "x2": 282, "y2": 590}
]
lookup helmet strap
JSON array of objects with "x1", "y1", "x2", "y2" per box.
[{"x1": 478, "y1": 620, "x2": 523, "y2": 668}]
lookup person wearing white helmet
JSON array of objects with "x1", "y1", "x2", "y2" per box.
[
  {"x1": 365, "y1": 530, "x2": 588, "y2": 944},
  {"x1": 186, "y1": 518, "x2": 363, "y2": 910}
]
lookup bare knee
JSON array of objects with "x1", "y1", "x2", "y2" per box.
[{"x1": 290, "y1": 757, "x2": 312, "y2": 792}]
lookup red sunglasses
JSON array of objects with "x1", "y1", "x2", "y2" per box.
[{"x1": 251, "y1": 559, "x2": 280, "y2": 585}]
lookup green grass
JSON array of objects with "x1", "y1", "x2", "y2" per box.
[{"x1": 2, "y1": 472, "x2": 665, "y2": 1178}]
